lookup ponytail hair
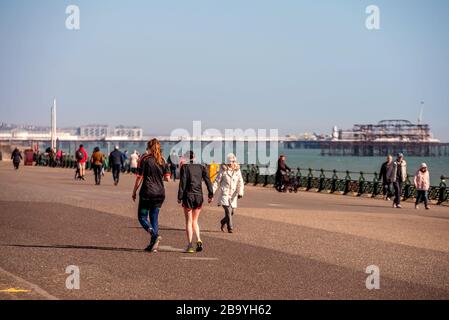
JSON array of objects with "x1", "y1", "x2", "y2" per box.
[{"x1": 147, "y1": 138, "x2": 164, "y2": 166}]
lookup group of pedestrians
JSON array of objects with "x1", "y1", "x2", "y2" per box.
[
  {"x1": 131, "y1": 139, "x2": 245, "y2": 253},
  {"x1": 379, "y1": 153, "x2": 431, "y2": 210},
  {"x1": 30, "y1": 148, "x2": 68, "y2": 167},
  {"x1": 26, "y1": 141, "x2": 244, "y2": 253},
  {"x1": 10, "y1": 141, "x2": 434, "y2": 253},
  {"x1": 274, "y1": 152, "x2": 432, "y2": 211},
  {"x1": 74, "y1": 144, "x2": 131, "y2": 186},
  {"x1": 46, "y1": 148, "x2": 66, "y2": 167}
]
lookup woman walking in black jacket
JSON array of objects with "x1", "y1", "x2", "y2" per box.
[
  {"x1": 11, "y1": 148, "x2": 23, "y2": 170},
  {"x1": 178, "y1": 151, "x2": 214, "y2": 253},
  {"x1": 132, "y1": 139, "x2": 166, "y2": 253}
]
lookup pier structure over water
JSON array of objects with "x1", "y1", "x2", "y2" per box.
[
  {"x1": 2, "y1": 137, "x2": 449, "y2": 158},
  {"x1": 1, "y1": 118, "x2": 448, "y2": 157},
  {"x1": 316, "y1": 120, "x2": 448, "y2": 157},
  {"x1": 319, "y1": 141, "x2": 449, "y2": 157}
]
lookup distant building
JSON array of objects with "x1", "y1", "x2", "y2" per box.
[
  {"x1": 0, "y1": 123, "x2": 144, "y2": 141},
  {"x1": 78, "y1": 125, "x2": 143, "y2": 140},
  {"x1": 79, "y1": 125, "x2": 111, "y2": 139},
  {"x1": 0, "y1": 123, "x2": 15, "y2": 130},
  {"x1": 113, "y1": 126, "x2": 143, "y2": 139}
]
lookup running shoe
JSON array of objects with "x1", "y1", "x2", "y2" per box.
[
  {"x1": 144, "y1": 237, "x2": 157, "y2": 252},
  {"x1": 196, "y1": 241, "x2": 203, "y2": 252},
  {"x1": 152, "y1": 236, "x2": 162, "y2": 253},
  {"x1": 186, "y1": 244, "x2": 195, "y2": 253}
]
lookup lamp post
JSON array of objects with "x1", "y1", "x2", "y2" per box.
[{"x1": 51, "y1": 98, "x2": 57, "y2": 151}]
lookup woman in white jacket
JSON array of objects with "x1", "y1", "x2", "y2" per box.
[{"x1": 213, "y1": 153, "x2": 244, "y2": 233}]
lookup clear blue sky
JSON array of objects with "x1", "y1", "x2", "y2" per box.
[{"x1": 1, "y1": 0, "x2": 448, "y2": 140}]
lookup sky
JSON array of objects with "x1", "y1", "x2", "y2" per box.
[{"x1": 1, "y1": 0, "x2": 448, "y2": 140}]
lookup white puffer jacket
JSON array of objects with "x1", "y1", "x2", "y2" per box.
[{"x1": 213, "y1": 165, "x2": 244, "y2": 208}]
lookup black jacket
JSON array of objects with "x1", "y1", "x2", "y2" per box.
[
  {"x1": 109, "y1": 149, "x2": 124, "y2": 166},
  {"x1": 178, "y1": 164, "x2": 214, "y2": 201},
  {"x1": 276, "y1": 159, "x2": 291, "y2": 175},
  {"x1": 380, "y1": 161, "x2": 395, "y2": 183},
  {"x1": 380, "y1": 161, "x2": 388, "y2": 182},
  {"x1": 11, "y1": 149, "x2": 22, "y2": 163}
]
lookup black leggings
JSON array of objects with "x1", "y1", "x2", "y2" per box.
[{"x1": 93, "y1": 164, "x2": 102, "y2": 185}]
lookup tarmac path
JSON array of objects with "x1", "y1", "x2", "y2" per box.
[{"x1": 0, "y1": 162, "x2": 448, "y2": 300}]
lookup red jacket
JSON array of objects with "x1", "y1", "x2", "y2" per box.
[{"x1": 77, "y1": 147, "x2": 88, "y2": 164}]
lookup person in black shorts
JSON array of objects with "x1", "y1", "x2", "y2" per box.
[
  {"x1": 177, "y1": 151, "x2": 214, "y2": 253},
  {"x1": 132, "y1": 139, "x2": 167, "y2": 253}
]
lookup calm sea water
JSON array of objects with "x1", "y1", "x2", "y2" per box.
[{"x1": 56, "y1": 141, "x2": 449, "y2": 185}]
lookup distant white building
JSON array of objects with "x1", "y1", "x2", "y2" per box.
[
  {"x1": 79, "y1": 125, "x2": 111, "y2": 138},
  {"x1": 0, "y1": 123, "x2": 144, "y2": 141},
  {"x1": 113, "y1": 126, "x2": 143, "y2": 139},
  {"x1": 79, "y1": 125, "x2": 143, "y2": 140}
]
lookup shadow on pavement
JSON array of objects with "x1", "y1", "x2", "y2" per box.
[
  {"x1": 1, "y1": 243, "x2": 183, "y2": 253},
  {"x1": 124, "y1": 226, "x2": 223, "y2": 233}
]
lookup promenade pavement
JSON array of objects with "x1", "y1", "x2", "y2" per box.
[{"x1": 0, "y1": 162, "x2": 448, "y2": 300}]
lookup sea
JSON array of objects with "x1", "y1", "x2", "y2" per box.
[{"x1": 54, "y1": 140, "x2": 449, "y2": 186}]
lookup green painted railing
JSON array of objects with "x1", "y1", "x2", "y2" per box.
[{"x1": 34, "y1": 158, "x2": 449, "y2": 205}]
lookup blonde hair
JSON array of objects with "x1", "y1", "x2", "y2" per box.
[
  {"x1": 224, "y1": 154, "x2": 240, "y2": 171},
  {"x1": 147, "y1": 138, "x2": 164, "y2": 166}
]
